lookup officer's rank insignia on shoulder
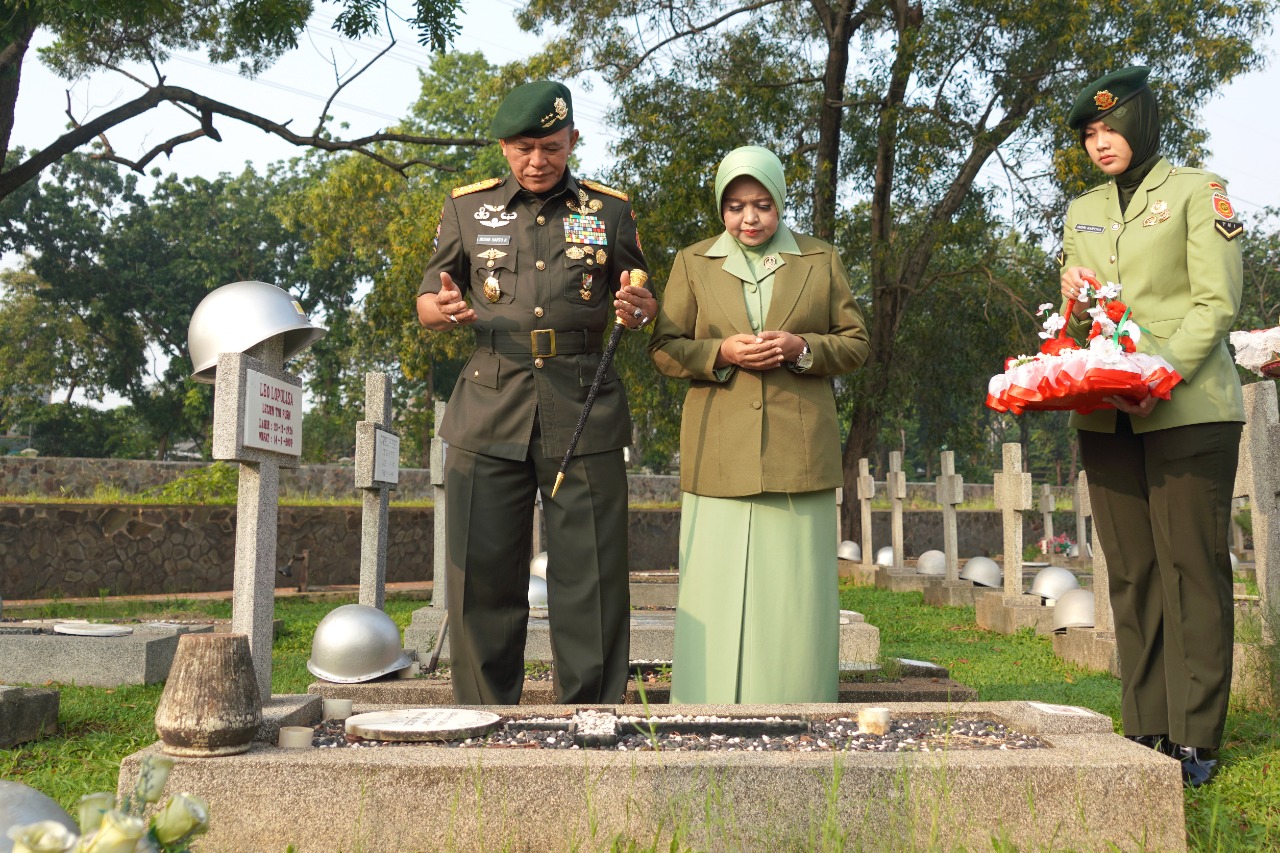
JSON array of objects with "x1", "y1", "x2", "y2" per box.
[
  {"x1": 1214, "y1": 220, "x2": 1245, "y2": 241},
  {"x1": 451, "y1": 177, "x2": 503, "y2": 198},
  {"x1": 579, "y1": 178, "x2": 628, "y2": 201},
  {"x1": 1053, "y1": 248, "x2": 1065, "y2": 267}
]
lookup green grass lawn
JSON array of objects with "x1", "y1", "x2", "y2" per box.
[{"x1": 3, "y1": 589, "x2": 1277, "y2": 850}]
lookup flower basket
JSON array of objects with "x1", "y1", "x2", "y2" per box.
[
  {"x1": 986, "y1": 279, "x2": 1182, "y2": 415},
  {"x1": 1228, "y1": 326, "x2": 1280, "y2": 378}
]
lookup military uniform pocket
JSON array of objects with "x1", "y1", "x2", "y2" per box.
[
  {"x1": 470, "y1": 246, "x2": 517, "y2": 304},
  {"x1": 564, "y1": 252, "x2": 607, "y2": 306},
  {"x1": 462, "y1": 351, "x2": 501, "y2": 389}
]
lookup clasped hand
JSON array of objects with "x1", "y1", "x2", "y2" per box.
[{"x1": 717, "y1": 331, "x2": 805, "y2": 370}]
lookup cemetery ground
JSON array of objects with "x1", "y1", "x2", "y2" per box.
[{"x1": 2, "y1": 590, "x2": 1277, "y2": 852}]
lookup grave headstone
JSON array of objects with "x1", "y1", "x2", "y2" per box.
[
  {"x1": 1074, "y1": 472, "x2": 1089, "y2": 566},
  {"x1": 857, "y1": 458, "x2": 875, "y2": 569},
  {"x1": 212, "y1": 340, "x2": 302, "y2": 699},
  {"x1": 1038, "y1": 484, "x2": 1056, "y2": 554},
  {"x1": 431, "y1": 401, "x2": 448, "y2": 611},
  {"x1": 887, "y1": 451, "x2": 907, "y2": 571},
  {"x1": 354, "y1": 372, "x2": 398, "y2": 610},
  {"x1": 1234, "y1": 382, "x2": 1280, "y2": 644},
  {"x1": 993, "y1": 442, "x2": 1033, "y2": 598},
  {"x1": 935, "y1": 451, "x2": 964, "y2": 582},
  {"x1": 1077, "y1": 470, "x2": 1113, "y2": 632}
]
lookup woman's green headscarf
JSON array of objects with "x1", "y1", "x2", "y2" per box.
[{"x1": 714, "y1": 145, "x2": 787, "y2": 212}]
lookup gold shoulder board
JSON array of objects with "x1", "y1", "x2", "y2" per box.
[
  {"x1": 580, "y1": 178, "x2": 629, "y2": 201},
  {"x1": 451, "y1": 177, "x2": 503, "y2": 198}
]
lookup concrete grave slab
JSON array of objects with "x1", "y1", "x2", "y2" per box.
[
  {"x1": 838, "y1": 558, "x2": 877, "y2": 586},
  {"x1": 873, "y1": 564, "x2": 927, "y2": 593},
  {"x1": 0, "y1": 685, "x2": 58, "y2": 748},
  {"x1": 922, "y1": 578, "x2": 978, "y2": 608},
  {"x1": 0, "y1": 623, "x2": 213, "y2": 687},
  {"x1": 406, "y1": 607, "x2": 882, "y2": 667},
  {"x1": 1052, "y1": 628, "x2": 1120, "y2": 676},
  {"x1": 628, "y1": 571, "x2": 678, "y2": 609},
  {"x1": 974, "y1": 590, "x2": 1057, "y2": 635},
  {"x1": 118, "y1": 699, "x2": 1184, "y2": 853}
]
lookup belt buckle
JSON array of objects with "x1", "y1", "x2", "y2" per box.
[{"x1": 530, "y1": 329, "x2": 557, "y2": 358}]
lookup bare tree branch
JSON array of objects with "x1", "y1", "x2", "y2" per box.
[
  {"x1": 0, "y1": 84, "x2": 489, "y2": 199},
  {"x1": 617, "y1": 0, "x2": 788, "y2": 77},
  {"x1": 313, "y1": 3, "x2": 399, "y2": 138},
  {"x1": 755, "y1": 75, "x2": 824, "y2": 89}
]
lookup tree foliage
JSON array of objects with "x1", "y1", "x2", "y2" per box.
[{"x1": 0, "y1": 0, "x2": 481, "y2": 203}]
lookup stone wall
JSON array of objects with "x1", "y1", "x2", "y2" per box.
[{"x1": 1, "y1": 501, "x2": 1077, "y2": 600}]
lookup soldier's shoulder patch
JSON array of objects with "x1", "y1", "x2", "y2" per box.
[
  {"x1": 580, "y1": 178, "x2": 629, "y2": 201},
  {"x1": 451, "y1": 177, "x2": 503, "y2": 198},
  {"x1": 1214, "y1": 220, "x2": 1245, "y2": 241},
  {"x1": 1053, "y1": 248, "x2": 1065, "y2": 267}
]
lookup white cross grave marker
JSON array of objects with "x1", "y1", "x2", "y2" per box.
[
  {"x1": 935, "y1": 451, "x2": 964, "y2": 582},
  {"x1": 857, "y1": 458, "x2": 875, "y2": 568},
  {"x1": 993, "y1": 442, "x2": 1033, "y2": 598},
  {"x1": 354, "y1": 372, "x2": 398, "y2": 610},
  {"x1": 888, "y1": 451, "x2": 907, "y2": 571}
]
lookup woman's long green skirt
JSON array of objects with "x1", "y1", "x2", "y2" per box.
[{"x1": 670, "y1": 489, "x2": 839, "y2": 703}]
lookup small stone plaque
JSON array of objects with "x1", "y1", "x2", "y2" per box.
[
  {"x1": 244, "y1": 367, "x2": 302, "y2": 456},
  {"x1": 374, "y1": 429, "x2": 400, "y2": 484},
  {"x1": 53, "y1": 622, "x2": 133, "y2": 637},
  {"x1": 345, "y1": 708, "x2": 500, "y2": 742},
  {"x1": 1027, "y1": 701, "x2": 1095, "y2": 717}
]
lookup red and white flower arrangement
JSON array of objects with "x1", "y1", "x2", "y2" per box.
[{"x1": 986, "y1": 278, "x2": 1181, "y2": 414}]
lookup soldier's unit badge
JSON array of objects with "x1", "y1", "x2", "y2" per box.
[
  {"x1": 1094, "y1": 90, "x2": 1117, "y2": 111},
  {"x1": 483, "y1": 275, "x2": 502, "y2": 302},
  {"x1": 1142, "y1": 200, "x2": 1170, "y2": 228},
  {"x1": 565, "y1": 246, "x2": 586, "y2": 260},
  {"x1": 566, "y1": 188, "x2": 603, "y2": 215},
  {"x1": 1211, "y1": 192, "x2": 1235, "y2": 220},
  {"x1": 1053, "y1": 248, "x2": 1065, "y2": 267},
  {"x1": 478, "y1": 248, "x2": 507, "y2": 268},
  {"x1": 564, "y1": 214, "x2": 608, "y2": 246},
  {"x1": 579, "y1": 273, "x2": 594, "y2": 301},
  {"x1": 1214, "y1": 220, "x2": 1245, "y2": 241},
  {"x1": 540, "y1": 96, "x2": 569, "y2": 128}
]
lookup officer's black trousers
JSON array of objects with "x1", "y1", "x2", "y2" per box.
[
  {"x1": 443, "y1": 442, "x2": 630, "y2": 705},
  {"x1": 1079, "y1": 415, "x2": 1240, "y2": 748}
]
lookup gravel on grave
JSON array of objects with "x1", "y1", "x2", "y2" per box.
[{"x1": 310, "y1": 715, "x2": 1045, "y2": 753}]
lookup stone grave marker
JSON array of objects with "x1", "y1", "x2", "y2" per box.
[
  {"x1": 993, "y1": 442, "x2": 1033, "y2": 598},
  {"x1": 1077, "y1": 470, "x2": 1113, "y2": 632},
  {"x1": 935, "y1": 451, "x2": 964, "y2": 581},
  {"x1": 857, "y1": 458, "x2": 875, "y2": 570},
  {"x1": 1038, "y1": 484, "x2": 1055, "y2": 555},
  {"x1": 887, "y1": 450, "x2": 907, "y2": 571},
  {"x1": 354, "y1": 372, "x2": 398, "y2": 610},
  {"x1": 345, "y1": 708, "x2": 500, "y2": 742},
  {"x1": 1234, "y1": 381, "x2": 1280, "y2": 644},
  {"x1": 431, "y1": 401, "x2": 448, "y2": 612},
  {"x1": 212, "y1": 338, "x2": 302, "y2": 698},
  {"x1": 1074, "y1": 473, "x2": 1089, "y2": 566}
]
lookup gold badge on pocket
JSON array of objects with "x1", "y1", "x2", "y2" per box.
[{"x1": 484, "y1": 275, "x2": 502, "y2": 302}]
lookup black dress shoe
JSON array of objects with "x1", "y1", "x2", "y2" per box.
[
  {"x1": 1174, "y1": 745, "x2": 1220, "y2": 787},
  {"x1": 1125, "y1": 734, "x2": 1177, "y2": 756}
]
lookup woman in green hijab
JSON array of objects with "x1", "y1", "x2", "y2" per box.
[
  {"x1": 648, "y1": 146, "x2": 869, "y2": 703},
  {"x1": 1057, "y1": 67, "x2": 1246, "y2": 787}
]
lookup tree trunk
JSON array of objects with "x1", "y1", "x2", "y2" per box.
[
  {"x1": 0, "y1": 17, "x2": 36, "y2": 163},
  {"x1": 809, "y1": 0, "x2": 859, "y2": 241}
]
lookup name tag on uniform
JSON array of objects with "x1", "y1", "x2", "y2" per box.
[
  {"x1": 476, "y1": 235, "x2": 511, "y2": 245},
  {"x1": 1074, "y1": 224, "x2": 1104, "y2": 233}
]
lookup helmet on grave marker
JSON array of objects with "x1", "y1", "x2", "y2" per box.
[
  {"x1": 874, "y1": 546, "x2": 895, "y2": 567},
  {"x1": 916, "y1": 550, "x2": 947, "y2": 576},
  {"x1": 960, "y1": 556, "x2": 1001, "y2": 588},
  {"x1": 188, "y1": 280, "x2": 327, "y2": 383},
  {"x1": 837, "y1": 540, "x2": 861, "y2": 561},
  {"x1": 307, "y1": 604, "x2": 411, "y2": 683},
  {"x1": 1052, "y1": 589, "x2": 1096, "y2": 632},
  {"x1": 1030, "y1": 566, "x2": 1080, "y2": 602}
]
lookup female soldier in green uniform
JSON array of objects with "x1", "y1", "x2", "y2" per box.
[{"x1": 1059, "y1": 66, "x2": 1246, "y2": 786}]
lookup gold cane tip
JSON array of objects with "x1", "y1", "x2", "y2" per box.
[
  {"x1": 630, "y1": 269, "x2": 649, "y2": 288},
  {"x1": 551, "y1": 472, "x2": 565, "y2": 498}
]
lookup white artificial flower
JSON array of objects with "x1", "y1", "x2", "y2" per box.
[
  {"x1": 1037, "y1": 302, "x2": 1055, "y2": 315},
  {"x1": 1122, "y1": 321, "x2": 1142, "y2": 344},
  {"x1": 1096, "y1": 280, "x2": 1122, "y2": 300},
  {"x1": 6, "y1": 821, "x2": 77, "y2": 853},
  {"x1": 1038, "y1": 312, "x2": 1066, "y2": 339},
  {"x1": 75, "y1": 794, "x2": 115, "y2": 836},
  {"x1": 133, "y1": 755, "x2": 175, "y2": 805},
  {"x1": 151, "y1": 793, "x2": 210, "y2": 846},
  {"x1": 75, "y1": 812, "x2": 146, "y2": 853}
]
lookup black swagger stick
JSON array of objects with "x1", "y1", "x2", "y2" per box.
[{"x1": 551, "y1": 269, "x2": 649, "y2": 498}]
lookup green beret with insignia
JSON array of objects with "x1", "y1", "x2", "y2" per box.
[
  {"x1": 1067, "y1": 66, "x2": 1151, "y2": 130},
  {"x1": 490, "y1": 81, "x2": 573, "y2": 139}
]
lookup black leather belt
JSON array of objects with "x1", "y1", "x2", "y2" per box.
[{"x1": 474, "y1": 329, "x2": 604, "y2": 358}]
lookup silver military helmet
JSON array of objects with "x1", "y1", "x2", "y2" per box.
[
  {"x1": 187, "y1": 280, "x2": 327, "y2": 383},
  {"x1": 960, "y1": 556, "x2": 1001, "y2": 588},
  {"x1": 837, "y1": 540, "x2": 861, "y2": 561},
  {"x1": 306, "y1": 604, "x2": 411, "y2": 683},
  {"x1": 1052, "y1": 588, "x2": 1096, "y2": 632},
  {"x1": 874, "y1": 546, "x2": 895, "y2": 567},
  {"x1": 0, "y1": 781, "x2": 78, "y2": 851},
  {"x1": 915, "y1": 549, "x2": 946, "y2": 576},
  {"x1": 1029, "y1": 566, "x2": 1080, "y2": 602},
  {"x1": 528, "y1": 575, "x2": 549, "y2": 609},
  {"x1": 530, "y1": 551, "x2": 549, "y2": 580}
]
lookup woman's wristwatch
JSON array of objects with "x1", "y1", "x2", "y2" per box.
[{"x1": 788, "y1": 341, "x2": 813, "y2": 373}]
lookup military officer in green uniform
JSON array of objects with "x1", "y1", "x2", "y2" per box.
[
  {"x1": 1058, "y1": 66, "x2": 1245, "y2": 786},
  {"x1": 416, "y1": 81, "x2": 654, "y2": 705}
]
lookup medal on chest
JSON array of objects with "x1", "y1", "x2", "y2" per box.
[{"x1": 483, "y1": 274, "x2": 502, "y2": 303}]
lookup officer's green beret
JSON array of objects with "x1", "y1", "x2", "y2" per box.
[
  {"x1": 490, "y1": 81, "x2": 574, "y2": 139},
  {"x1": 1067, "y1": 66, "x2": 1151, "y2": 130}
]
